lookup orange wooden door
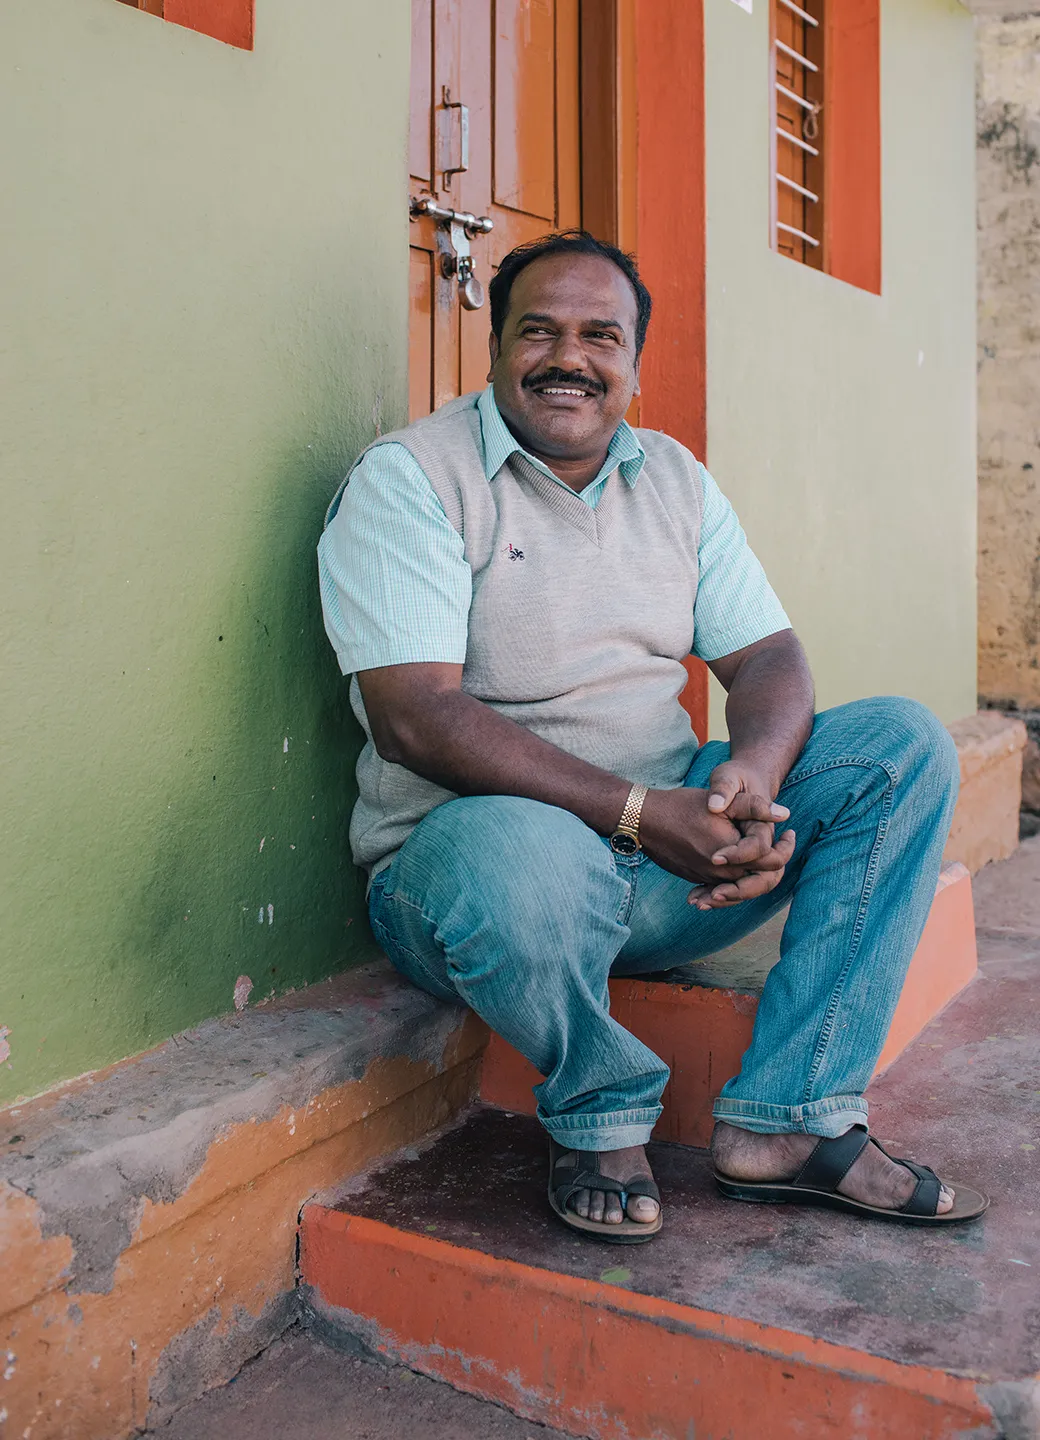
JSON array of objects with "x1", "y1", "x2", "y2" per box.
[{"x1": 409, "y1": 0, "x2": 581, "y2": 419}]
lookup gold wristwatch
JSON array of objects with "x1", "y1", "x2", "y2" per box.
[{"x1": 609, "y1": 783, "x2": 649, "y2": 856}]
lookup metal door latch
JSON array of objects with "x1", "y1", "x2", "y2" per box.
[{"x1": 410, "y1": 196, "x2": 494, "y2": 311}]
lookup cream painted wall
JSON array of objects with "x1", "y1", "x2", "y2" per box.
[
  {"x1": 703, "y1": 0, "x2": 978, "y2": 735},
  {"x1": 0, "y1": 0, "x2": 409, "y2": 1102}
]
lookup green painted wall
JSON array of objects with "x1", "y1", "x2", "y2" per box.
[
  {"x1": 703, "y1": 0, "x2": 978, "y2": 735},
  {"x1": 0, "y1": 0, "x2": 410, "y2": 1103}
]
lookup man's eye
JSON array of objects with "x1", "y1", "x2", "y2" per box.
[{"x1": 523, "y1": 327, "x2": 551, "y2": 336}]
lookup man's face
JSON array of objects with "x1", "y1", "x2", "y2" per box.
[{"x1": 488, "y1": 252, "x2": 641, "y2": 462}]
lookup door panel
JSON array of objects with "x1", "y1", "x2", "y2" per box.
[
  {"x1": 408, "y1": 0, "x2": 582, "y2": 417},
  {"x1": 409, "y1": 0, "x2": 433, "y2": 184},
  {"x1": 493, "y1": 0, "x2": 557, "y2": 220}
]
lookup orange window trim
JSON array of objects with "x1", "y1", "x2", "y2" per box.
[
  {"x1": 823, "y1": 0, "x2": 881, "y2": 294},
  {"x1": 118, "y1": 0, "x2": 254, "y2": 50}
]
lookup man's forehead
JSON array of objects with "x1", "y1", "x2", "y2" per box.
[{"x1": 508, "y1": 253, "x2": 637, "y2": 327}]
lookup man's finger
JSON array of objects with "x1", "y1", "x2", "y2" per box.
[
  {"x1": 711, "y1": 820, "x2": 774, "y2": 867},
  {"x1": 706, "y1": 774, "x2": 741, "y2": 813},
  {"x1": 723, "y1": 792, "x2": 786, "y2": 824},
  {"x1": 695, "y1": 865, "x2": 788, "y2": 909}
]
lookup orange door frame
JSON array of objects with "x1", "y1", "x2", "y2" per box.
[{"x1": 632, "y1": 0, "x2": 709, "y2": 741}]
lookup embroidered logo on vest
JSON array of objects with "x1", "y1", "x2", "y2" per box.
[{"x1": 507, "y1": 543, "x2": 525, "y2": 562}]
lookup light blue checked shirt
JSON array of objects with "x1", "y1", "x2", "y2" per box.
[{"x1": 318, "y1": 385, "x2": 790, "y2": 676}]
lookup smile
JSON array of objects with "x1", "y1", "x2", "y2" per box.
[{"x1": 532, "y1": 387, "x2": 593, "y2": 398}]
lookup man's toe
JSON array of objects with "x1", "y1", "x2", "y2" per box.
[{"x1": 627, "y1": 1194, "x2": 660, "y2": 1224}]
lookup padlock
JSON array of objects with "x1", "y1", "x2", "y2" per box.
[{"x1": 457, "y1": 257, "x2": 485, "y2": 311}]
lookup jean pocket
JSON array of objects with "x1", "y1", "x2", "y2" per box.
[{"x1": 369, "y1": 905, "x2": 459, "y2": 1004}]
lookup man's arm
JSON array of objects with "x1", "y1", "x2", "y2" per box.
[
  {"x1": 686, "y1": 629, "x2": 814, "y2": 908},
  {"x1": 358, "y1": 663, "x2": 790, "y2": 891},
  {"x1": 708, "y1": 628, "x2": 815, "y2": 807}
]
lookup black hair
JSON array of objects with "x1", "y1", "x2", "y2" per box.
[{"x1": 488, "y1": 230, "x2": 652, "y2": 356}]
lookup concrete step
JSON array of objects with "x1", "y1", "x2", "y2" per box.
[
  {"x1": 481, "y1": 862, "x2": 978, "y2": 1147},
  {"x1": 299, "y1": 929, "x2": 1038, "y2": 1440}
]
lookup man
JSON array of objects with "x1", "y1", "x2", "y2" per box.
[{"x1": 318, "y1": 231, "x2": 986, "y2": 1242}]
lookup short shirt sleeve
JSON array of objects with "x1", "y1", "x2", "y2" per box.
[
  {"x1": 317, "y1": 442, "x2": 471, "y2": 675},
  {"x1": 692, "y1": 465, "x2": 791, "y2": 662}
]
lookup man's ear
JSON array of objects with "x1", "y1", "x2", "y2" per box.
[
  {"x1": 487, "y1": 332, "x2": 499, "y2": 383},
  {"x1": 632, "y1": 357, "x2": 641, "y2": 398}
]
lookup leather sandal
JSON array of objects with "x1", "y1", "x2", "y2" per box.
[
  {"x1": 548, "y1": 1139, "x2": 663, "y2": 1244},
  {"x1": 714, "y1": 1124, "x2": 989, "y2": 1225}
]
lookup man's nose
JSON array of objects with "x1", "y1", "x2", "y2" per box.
[{"x1": 547, "y1": 327, "x2": 589, "y2": 374}]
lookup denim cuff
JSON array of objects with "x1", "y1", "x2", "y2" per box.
[
  {"x1": 712, "y1": 1094, "x2": 868, "y2": 1138},
  {"x1": 537, "y1": 1104, "x2": 662, "y2": 1152}
]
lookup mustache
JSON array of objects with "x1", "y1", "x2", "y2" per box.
[{"x1": 523, "y1": 368, "x2": 605, "y2": 395}]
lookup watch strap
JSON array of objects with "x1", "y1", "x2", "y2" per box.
[{"x1": 615, "y1": 783, "x2": 649, "y2": 840}]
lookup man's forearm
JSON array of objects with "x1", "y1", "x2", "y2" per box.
[
  {"x1": 368, "y1": 682, "x2": 632, "y2": 836},
  {"x1": 723, "y1": 636, "x2": 815, "y2": 796}
]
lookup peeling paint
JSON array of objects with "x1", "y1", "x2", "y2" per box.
[
  {"x1": 0, "y1": 973, "x2": 483, "y2": 1438},
  {"x1": 233, "y1": 976, "x2": 254, "y2": 1013},
  {"x1": 0, "y1": 1028, "x2": 10, "y2": 1065}
]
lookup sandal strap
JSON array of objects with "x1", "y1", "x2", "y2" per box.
[
  {"x1": 853, "y1": 1134, "x2": 944, "y2": 1216},
  {"x1": 622, "y1": 1176, "x2": 661, "y2": 1205},
  {"x1": 793, "y1": 1124, "x2": 870, "y2": 1192},
  {"x1": 895, "y1": 1157, "x2": 942, "y2": 1216},
  {"x1": 792, "y1": 1130, "x2": 944, "y2": 1216},
  {"x1": 553, "y1": 1173, "x2": 627, "y2": 1210},
  {"x1": 549, "y1": 1144, "x2": 661, "y2": 1212}
]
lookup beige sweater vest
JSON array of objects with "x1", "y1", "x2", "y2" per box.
[{"x1": 344, "y1": 392, "x2": 705, "y2": 876}]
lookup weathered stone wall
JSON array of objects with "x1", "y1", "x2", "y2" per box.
[{"x1": 977, "y1": 12, "x2": 1040, "y2": 709}]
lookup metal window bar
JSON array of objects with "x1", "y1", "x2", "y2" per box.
[
  {"x1": 778, "y1": 172, "x2": 819, "y2": 203},
  {"x1": 776, "y1": 81, "x2": 814, "y2": 112},
  {"x1": 775, "y1": 126, "x2": 819, "y2": 157},
  {"x1": 777, "y1": 220, "x2": 820, "y2": 247},
  {"x1": 777, "y1": 0, "x2": 818, "y2": 26},
  {"x1": 772, "y1": 0, "x2": 821, "y2": 260},
  {"x1": 776, "y1": 38, "x2": 818, "y2": 71}
]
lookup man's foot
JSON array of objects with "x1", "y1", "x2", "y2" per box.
[
  {"x1": 559, "y1": 1144, "x2": 661, "y2": 1226},
  {"x1": 711, "y1": 1122, "x2": 955, "y2": 1214}
]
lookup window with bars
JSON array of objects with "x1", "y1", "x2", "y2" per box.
[
  {"x1": 773, "y1": 0, "x2": 824, "y2": 267},
  {"x1": 770, "y1": 0, "x2": 882, "y2": 294}
]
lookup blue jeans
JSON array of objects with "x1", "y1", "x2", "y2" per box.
[{"x1": 368, "y1": 697, "x2": 959, "y2": 1151}]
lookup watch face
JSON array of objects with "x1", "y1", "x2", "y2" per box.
[{"x1": 610, "y1": 831, "x2": 639, "y2": 856}]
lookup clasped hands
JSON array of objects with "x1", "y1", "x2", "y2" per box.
[{"x1": 639, "y1": 760, "x2": 796, "y2": 911}]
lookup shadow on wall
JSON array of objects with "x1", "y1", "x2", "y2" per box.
[{"x1": 113, "y1": 441, "x2": 381, "y2": 1057}]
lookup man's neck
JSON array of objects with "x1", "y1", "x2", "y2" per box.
[
  {"x1": 534, "y1": 449, "x2": 610, "y2": 494},
  {"x1": 500, "y1": 415, "x2": 610, "y2": 493}
]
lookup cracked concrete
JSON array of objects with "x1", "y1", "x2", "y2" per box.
[{"x1": 0, "y1": 963, "x2": 470, "y2": 1293}]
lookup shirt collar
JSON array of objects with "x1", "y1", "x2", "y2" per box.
[{"x1": 477, "y1": 384, "x2": 645, "y2": 489}]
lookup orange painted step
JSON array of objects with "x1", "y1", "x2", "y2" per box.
[
  {"x1": 480, "y1": 862, "x2": 977, "y2": 1147},
  {"x1": 301, "y1": 1203, "x2": 991, "y2": 1440},
  {"x1": 298, "y1": 859, "x2": 1037, "y2": 1440}
]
